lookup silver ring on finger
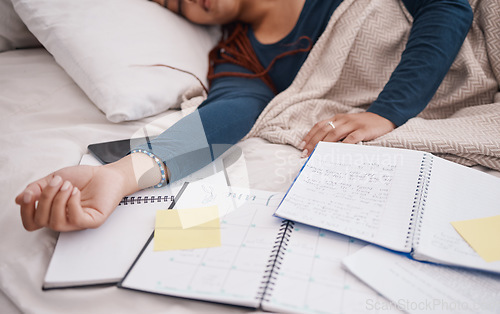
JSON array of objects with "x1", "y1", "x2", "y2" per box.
[{"x1": 327, "y1": 121, "x2": 336, "y2": 130}]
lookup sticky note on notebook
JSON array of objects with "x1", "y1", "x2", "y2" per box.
[
  {"x1": 451, "y1": 215, "x2": 500, "y2": 262},
  {"x1": 154, "y1": 206, "x2": 221, "y2": 251}
]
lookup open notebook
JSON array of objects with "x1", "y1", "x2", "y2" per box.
[
  {"x1": 275, "y1": 142, "x2": 500, "y2": 274},
  {"x1": 119, "y1": 187, "x2": 387, "y2": 313},
  {"x1": 42, "y1": 154, "x2": 227, "y2": 289}
]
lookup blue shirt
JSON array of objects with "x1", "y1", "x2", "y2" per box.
[
  {"x1": 247, "y1": 0, "x2": 340, "y2": 93},
  {"x1": 138, "y1": 0, "x2": 473, "y2": 183}
]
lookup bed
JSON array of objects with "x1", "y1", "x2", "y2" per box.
[{"x1": 1, "y1": 0, "x2": 499, "y2": 313}]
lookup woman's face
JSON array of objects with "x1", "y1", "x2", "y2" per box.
[{"x1": 166, "y1": 0, "x2": 243, "y2": 25}]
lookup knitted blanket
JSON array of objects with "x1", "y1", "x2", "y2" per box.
[
  {"x1": 243, "y1": 0, "x2": 500, "y2": 170},
  {"x1": 183, "y1": 0, "x2": 500, "y2": 170}
]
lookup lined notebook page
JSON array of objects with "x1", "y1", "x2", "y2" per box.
[
  {"x1": 120, "y1": 188, "x2": 285, "y2": 308},
  {"x1": 275, "y1": 142, "x2": 424, "y2": 252},
  {"x1": 413, "y1": 156, "x2": 500, "y2": 273}
]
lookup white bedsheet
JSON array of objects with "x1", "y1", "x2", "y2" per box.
[{"x1": 0, "y1": 48, "x2": 303, "y2": 314}]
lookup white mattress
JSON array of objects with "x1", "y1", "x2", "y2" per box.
[{"x1": 2, "y1": 48, "x2": 499, "y2": 314}]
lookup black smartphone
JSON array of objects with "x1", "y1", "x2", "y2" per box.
[{"x1": 87, "y1": 137, "x2": 151, "y2": 164}]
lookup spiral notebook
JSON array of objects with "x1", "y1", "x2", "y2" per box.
[
  {"x1": 275, "y1": 142, "x2": 500, "y2": 274},
  {"x1": 118, "y1": 187, "x2": 382, "y2": 312},
  {"x1": 43, "y1": 154, "x2": 226, "y2": 289}
]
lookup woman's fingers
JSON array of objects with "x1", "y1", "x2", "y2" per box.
[
  {"x1": 342, "y1": 129, "x2": 366, "y2": 144},
  {"x1": 33, "y1": 175, "x2": 63, "y2": 228},
  {"x1": 17, "y1": 189, "x2": 40, "y2": 231},
  {"x1": 300, "y1": 121, "x2": 321, "y2": 147},
  {"x1": 301, "y1": 120, "x2": 330, "y2": 156},
  {"x1": 66, "y1": 188, "x2": 104, "y2": 230},
  {"x1": 302, "y1": 118, "x2": 349, "y2": 157},
  {"x1": 17, "y1": 176, "x2": 81, "y2": 231},
  {"x1": 16, "y1": 177, "x2": 50, "y2": 231},
  {"x1": 301, "y1": 113, "x2": 397, "y2": 157},
  {"x1": 66, "y1": 187, "x2": 86, "y2": 229},
  {"x1": 16, "y1": 165, "x2": 117, "y2": 232},
  {"x1": 48, "y1": 181, "x2": 74, "y2": 231},
  {"x1": 19, "y1": 182, "x2": 104, "y2": 232}
]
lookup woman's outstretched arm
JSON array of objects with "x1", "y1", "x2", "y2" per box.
[
  {"x1": 16, "y1": 66, "x2": 274, "y2": 232},
  {"x1": 133, "y1": 65, "x2": 275, "y2": 182}
]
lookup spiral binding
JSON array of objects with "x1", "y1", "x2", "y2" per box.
[
  {"x1": 406, "y1": 153, "x2": 434, "y2": 250},
  {"x1": 255, "y1": 220, "x2": 295, "y2": 304},
  {"x1": 118, "y1": 195, "x2": 175, "y2": 206}
]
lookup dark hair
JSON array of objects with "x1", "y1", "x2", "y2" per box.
[{"x1": 207, "y1": 22, "x2": 312, "y2": 95}]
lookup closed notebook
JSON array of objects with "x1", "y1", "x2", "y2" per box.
[{"x1": 42, "y1": 154, "x2": 226, "y2": 289}]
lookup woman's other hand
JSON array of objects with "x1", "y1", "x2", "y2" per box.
[{"x1": 300, "y1": 112, "x2": 396, "y2": 157}]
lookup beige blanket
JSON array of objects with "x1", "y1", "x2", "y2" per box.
[
  {"x1": 185, "y1": 0, "x2": 500, "y2": 170},
  {"x1": 244, "y1": 0, "x2": 500, "y2": 170}
]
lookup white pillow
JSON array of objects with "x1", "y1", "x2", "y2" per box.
[
  {"x1": 12, "y1": 0, "x2": 220, "y2": 122},
  {"x1": 0, "y1": 0, "x2": 40, "y2": 52}
]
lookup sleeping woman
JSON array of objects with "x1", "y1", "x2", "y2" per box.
[{"x1": 16, "y1": 0, "x2": 473, "y2": 232}]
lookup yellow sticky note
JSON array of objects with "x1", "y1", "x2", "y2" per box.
[
  {"x1": 154, "y1": 206, "x2": 221, "y2": 251},
  {"x1": 451, "y1": 215, "x2": 500, "y2": 262}
]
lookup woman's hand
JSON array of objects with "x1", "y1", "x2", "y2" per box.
[
  {"x1": 300, "y1": 112, "x2": 396, "y2": 157},
  {"x1": 15, "y1": 157, "x2": 139, "y2": 232}
]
